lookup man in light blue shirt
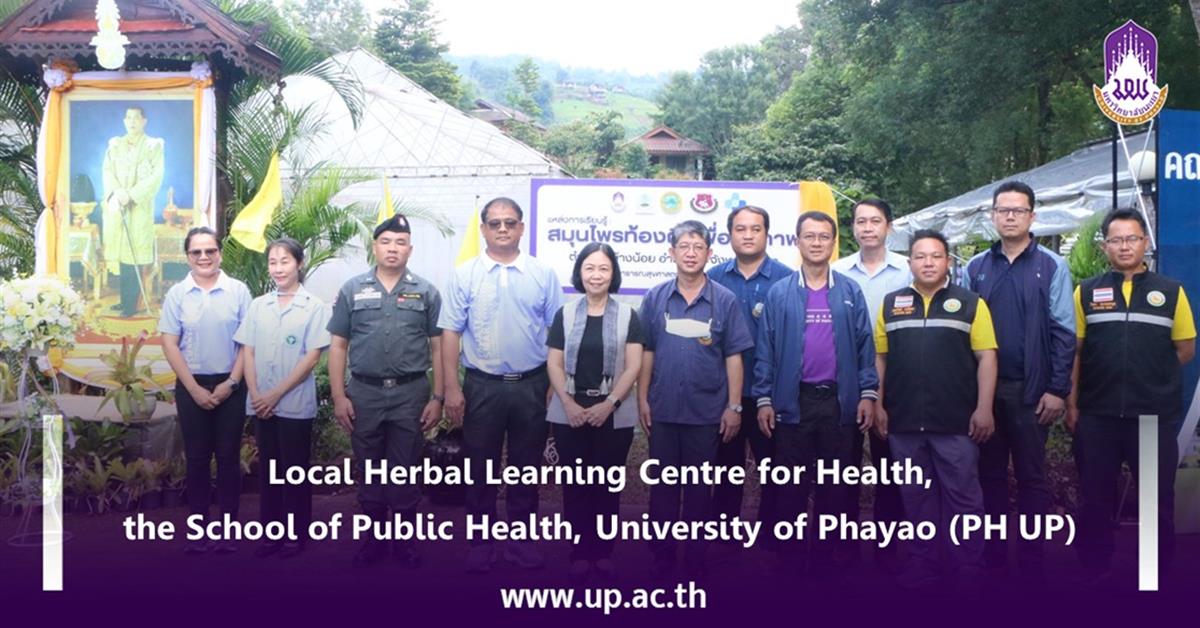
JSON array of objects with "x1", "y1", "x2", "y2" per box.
[
  {"x1": 829, "y1": 198, "x2": 911, "y2": 570},
  {"x1": 439, "y1": 197, "x2": 563, "y2": 573}
]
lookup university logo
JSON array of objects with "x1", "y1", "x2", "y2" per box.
[{"x1": 1093, "y1": 20, "x2": 1168, "y2": 125}]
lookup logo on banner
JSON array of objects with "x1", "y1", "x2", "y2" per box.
[
  {"x1": 660, "y1": 192, "x2": 682, "y2": 214},
  {"x1": 611, "y1": 192, "x2": 626, "y2": 212},
  {"x1": 690, "y1": 193, "x2": 718, "y2": 213},
  {"x1": 1093, "y1": 20, "x2": 1168, "y2": 125}
]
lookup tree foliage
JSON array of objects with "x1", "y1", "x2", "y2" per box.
[
  {"x1": 281, "y1": 0, "x2": 372, "y2": 53},
  {"x1": 373, "y1": 0, "x2": 463, "y2": 104},
  {"x1": 716, "y1": 0, "x2": 1200, "y2": 215}
]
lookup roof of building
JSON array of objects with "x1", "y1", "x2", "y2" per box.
[
  {"x1": 0, "y1": 0, "x2": 281, "y2": 78},
  {"x1": 631, "y1": 125, "x2": 710, "y2": 156}
]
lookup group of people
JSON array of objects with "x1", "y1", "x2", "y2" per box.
[{"x1": 158, "y1": 185, "x2": 1195, "y2": 589}]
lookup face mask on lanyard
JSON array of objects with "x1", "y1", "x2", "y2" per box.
[{"x1": 664, "y1": 313, "x2": 712, "y2": 339}]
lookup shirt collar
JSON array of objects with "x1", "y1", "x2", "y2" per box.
[
  {"x1": 264, "y1": 284, "x2": 314, "y2": 308},
  {"x1": 797, "y1": 266, "x2": 835, "y2": 289},
  {"x1": 182, "y1": 270, "x2": 230, "y2": 293},
  {"x1": 988, "y1": 235, "x2": 1037, "y2": 260},
  {"x1": 723, "y1": 255, "x2": 779, "y2": 280},
  {"x1": 671, "y1": 275, "x2": 713, "y2": 303},
  {"x1": 847, "y1": 250, "x2": 907, "y2": 274},
  {"x1": 482, "y1": 251, "x2": 527, "y2": 273}
]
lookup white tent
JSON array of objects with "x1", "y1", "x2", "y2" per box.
[
  {"x1": 277, "y1": 48, "x2": 570, "y2": 301},
  {"x1": 890, "y1": 131, "x2": 1154, "y2": 250}
]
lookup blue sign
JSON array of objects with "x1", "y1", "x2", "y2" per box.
[{"x1": 1158, "y1": 108, "x2": 1200, "y2": 440}]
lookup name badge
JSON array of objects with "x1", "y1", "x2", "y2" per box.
[{"x1": 354, "y1": 289, "x2": 381, "y2": 301}]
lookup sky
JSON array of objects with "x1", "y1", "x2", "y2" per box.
[{"x1": 363, "y1": 0, "x2": 802, "y2": 75}]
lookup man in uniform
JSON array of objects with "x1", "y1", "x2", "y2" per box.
[
  {"x1": 328, "y1": 214, "x2": 445, "y2": 568},
  {"x1": 708, "y1": 205, "x2": 791, "y2": 533},
  {"x1": 439, "y1": 197, "x2": 563, "y2": 574},
  {"x1": 1067, "y1": 208, "x2": 1196, "y2": 584},
  {"x1": 754, "y1": 211, "x2": 878, "y2": 575},
  {"x1": 638, "y1": 219, "x2": 754, "y2": 579},
  {"x1": 102, "y1": 105, "x2": 163, "y2": 316},
  {"x1": 964, "y1": 181, "x2": 1075, "y2": 581},
  {"x1": 876, "y1": 229, "x2": 997, "y2": 588}
]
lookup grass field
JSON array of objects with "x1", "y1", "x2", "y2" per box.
[{"x1": 550, "y1": 91, "x2": 660, "y2": 137}]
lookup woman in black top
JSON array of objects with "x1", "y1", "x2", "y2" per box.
[{"x1": 546, "y1": 242, "x2": 642, "y2": 584}]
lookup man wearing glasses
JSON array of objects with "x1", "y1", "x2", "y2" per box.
[
  {"x1": 1067, "y1": 208, "x2": 1195, "y2": 585},
  {"x1": 439, "y1": 197, "x2": 563, "y2": 574},
  {"x1": 638, "y1": 219, "x2": 753, "y2": 580},
  {"x1": 754, "y1": 211, "x2": 878, "y2": 577},
  {"x1": 963, "y1": 181, "x2": 1075, "y2": 584}
]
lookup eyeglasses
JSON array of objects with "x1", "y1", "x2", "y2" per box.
[
  {"x1": 1104, "y1": 235, "x2": 1146, "y2": 246},
  {"x1": 187, "y1": 248, "x2": 220, "y2": 258},
  {"x1": 486, "y1": 219, "x2": 521, "y2": 230},
  {"x1": 992, "y1": 207, "x2": 1033, "y2": 217},
  {"x1": 800, "y1": 233, "x2": 834, "y2": 243}
]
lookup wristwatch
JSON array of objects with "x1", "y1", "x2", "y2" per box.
[
  {"x1": 225, "y1": 378, "x2": 240, "y2": 391},
  {"x1": 431, "y1": 394, "x2": 446, "y2": 403},
  {"x1": 606, "y1": 395, "x2": 622, "y2": 409},
  {"x1": 727, "y1": 403, "x2": 743, "y2": 413}
]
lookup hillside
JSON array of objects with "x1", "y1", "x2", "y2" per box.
[{"x1": 550, "y1": 90, "x2": 659, "y2": 136}]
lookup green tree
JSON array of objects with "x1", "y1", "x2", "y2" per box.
[
  {"x1": 373, "y1": 0, "x2": 463, "y2": 104},
  {"x1": 506, "y1": 57, "x2": 543, "y2": 120},
  {"x1": 656, "y1": 43, "x2": 789, "y2": 159},
  {"x1": 281, "y1": 0, "x2": 371, "y2": 52}
]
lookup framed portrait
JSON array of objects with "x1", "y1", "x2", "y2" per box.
[{"x1": 36, "y1": 72, "x2": 218, "y2": 388}]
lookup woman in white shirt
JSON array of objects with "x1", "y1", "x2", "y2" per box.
[
  {"x1": 159, "y1": 226, "x2": 251, "y2": 555},
  {"x1": 234, "y1": 237, "x2": 331, "y2": 559}
]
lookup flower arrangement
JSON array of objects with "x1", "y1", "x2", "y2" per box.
[{"x1": 0, "y1": 275, "x2": 85, "y2": 355}]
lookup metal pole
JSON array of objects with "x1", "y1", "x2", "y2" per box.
[{"x1": 1112, "y1": 122, "x2": 1119, "y2": 210}]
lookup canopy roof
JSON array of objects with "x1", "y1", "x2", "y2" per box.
[
  {"x1": 278, "y1": 48, "x2": 569, "y2": 300},
  {"x1": 890, "y1": 131, "x2": 1152, "y2": 249}
]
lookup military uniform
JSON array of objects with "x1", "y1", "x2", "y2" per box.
[{"x1": 328, "y1": 268, "x2": 442, "y2": 519}]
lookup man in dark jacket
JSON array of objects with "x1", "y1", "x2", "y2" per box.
[{"x1": 964, "y1": 181, "x2": 1075, "y2": 582}]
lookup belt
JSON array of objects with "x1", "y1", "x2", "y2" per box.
[
  {"x1": 465, "y1": 364, "x2": 546, "y2": 383},
  {"x1": 573, "y1": 389, "x2": 604, "y2": 397},
  {"x1": 352, "y1": 372, "x2": 426, "y2": 388},
  {"x1": 800, "y1": 381, "x2": 838, "y2": 399}
]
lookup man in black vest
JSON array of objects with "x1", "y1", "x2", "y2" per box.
[
  {"x1": 875, "y1": 229, "x2": 998, "y2": 588},
  {"x1": 1067, "y1": 208, "x2": 1196, "y2": 585}
]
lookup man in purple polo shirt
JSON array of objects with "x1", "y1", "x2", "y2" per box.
[
  {"x1": 755, "y1": 211, "x2": 878, "y2": 577},
  {"x1": 638, "y1": 219, "x2": 754, "y2": 580}
]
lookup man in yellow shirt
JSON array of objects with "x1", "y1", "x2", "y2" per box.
[
  {"x1": 874, "y1": 229, "x2": 997, "y2": 588},
  {"x1": 1067, "y1": 208, "x2": 1196, "y2": 584}
]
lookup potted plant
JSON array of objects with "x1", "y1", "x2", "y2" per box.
[
  {"x1": 80, "y1": 455, "x2": 112, "y2": 515},
  {"x1": 162, "y1": 458, "x2": 186, "y2": 507},
  {"x1": 138, "y1": 458, "x2": 166, "y2": 510},
  {"x1": 91, "y1": 334, "x2": 161, "y2": 423},
  {"x1": 107, "y1": 458, "x2": 143, "y2": 512}
]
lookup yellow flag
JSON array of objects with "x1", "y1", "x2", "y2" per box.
[
  {"x1": 375, "y1": 177, "x2": 395, "y2": 226},
  {"x1": 455, "y1": 196, "x2": 481, "y2": 264},
  {"x1": 798, "y1": 181, "x2": 840, "y2": 263},
  {"x1": 229, "y1": 152, "x2": 282, "y2": 253}
]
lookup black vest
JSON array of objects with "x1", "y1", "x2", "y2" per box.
[
  {"x1": 1078, "y1": 271, "x2": 1183, "y2": 419},
  {"x1": 882, "y1": 284, "x2": 981, "y2": 434}
]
